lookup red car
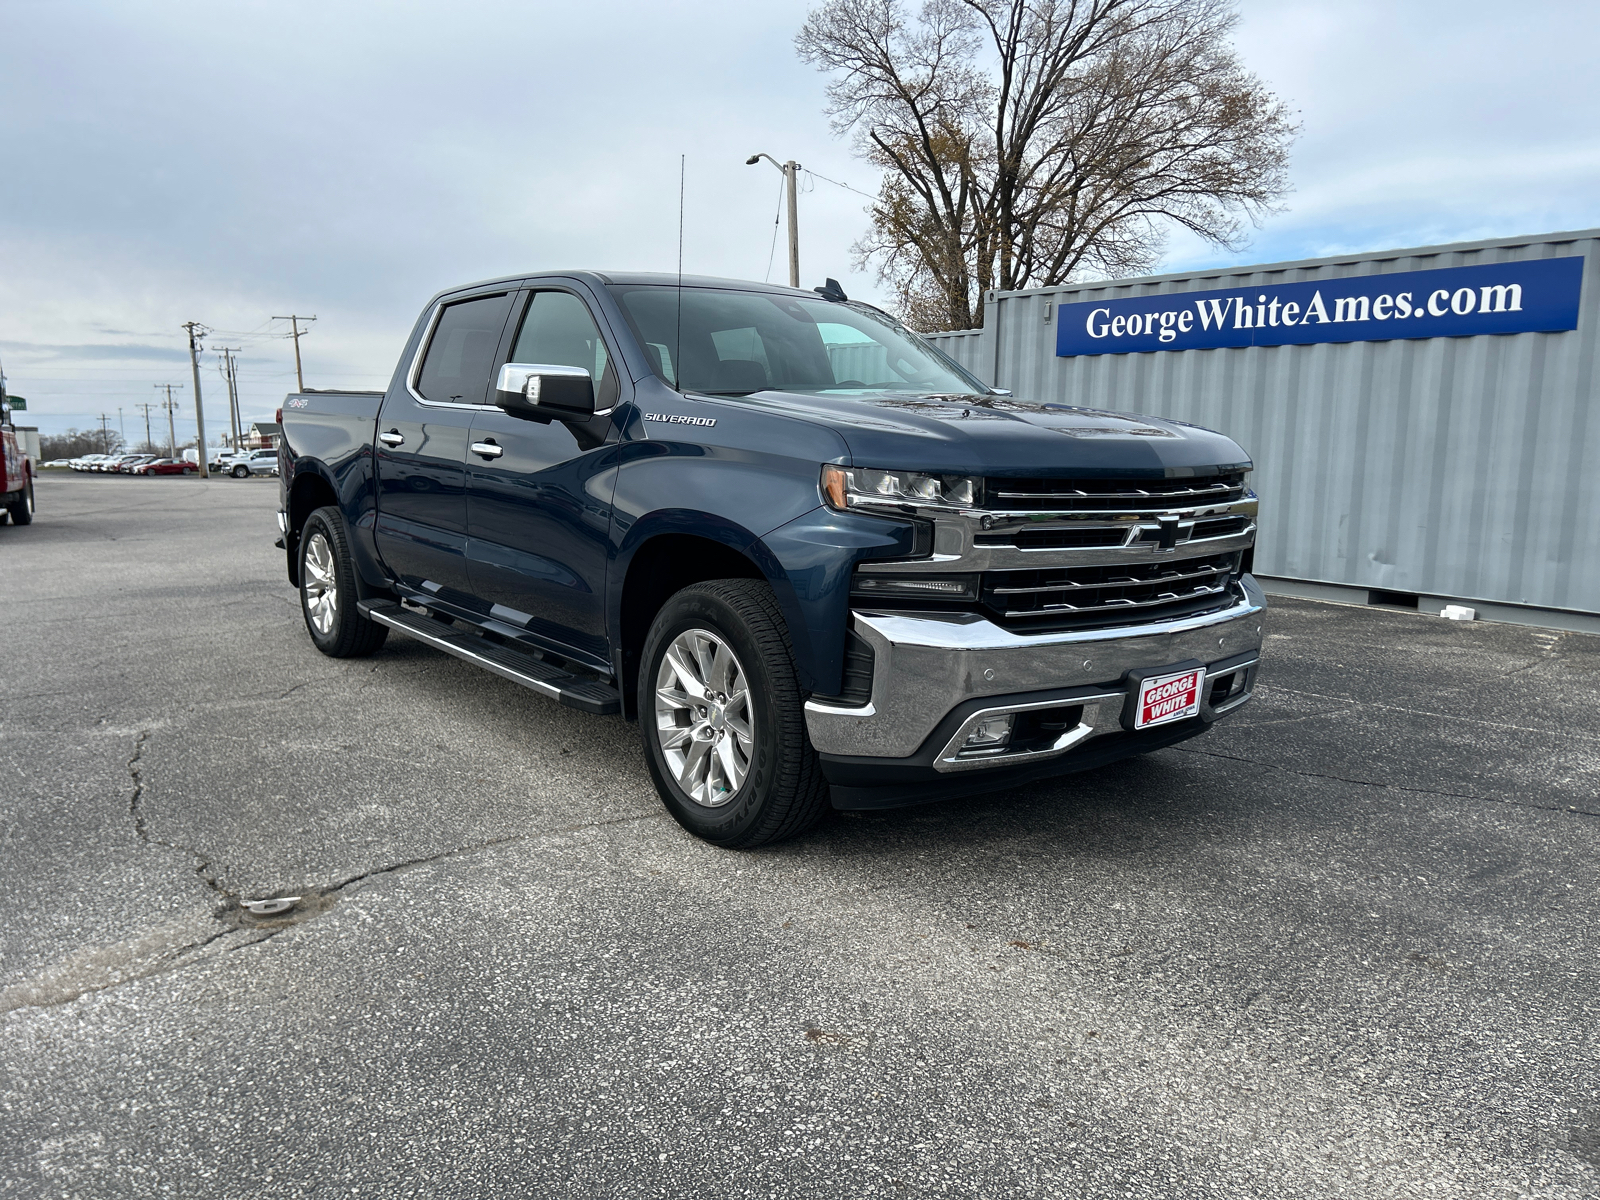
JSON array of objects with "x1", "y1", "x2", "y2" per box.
[{"x1": 137, "y1": 458, "x2": 198, "y2": 476}]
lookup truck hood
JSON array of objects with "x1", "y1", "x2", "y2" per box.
[{"x1": 724, "y1": 390, "x2": 1251, "y2": 477}]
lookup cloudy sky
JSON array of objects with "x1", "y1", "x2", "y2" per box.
[{"x1": 2, "y1": 0, "x2": 1597, "y2": 441}]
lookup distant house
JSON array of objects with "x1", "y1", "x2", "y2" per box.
[{"x1": 245, "y1": 421, "x2": 281, "y2": 449}]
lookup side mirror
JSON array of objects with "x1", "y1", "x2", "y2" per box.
[{"x1": 495, "y1": 363, "x2": 595, "y2": 420}]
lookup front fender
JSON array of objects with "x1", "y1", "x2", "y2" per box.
[{"x1": 751, "y1": 507, "x2": 919, "y2": 695}]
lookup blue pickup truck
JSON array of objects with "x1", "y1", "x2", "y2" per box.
[{"x1": 277, "y1": 272, "x2": 1265, "y2": 846}]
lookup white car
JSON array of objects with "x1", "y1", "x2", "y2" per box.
[{"x1": 226, "y1": 449, "x2": 279, "y2": 478}]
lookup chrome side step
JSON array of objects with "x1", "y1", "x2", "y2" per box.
[{"x1": 359, "y1": 601, "x2": 621, "y2": 715}]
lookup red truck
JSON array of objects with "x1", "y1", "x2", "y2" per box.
[{"x1": 1, "y1": 386, "x2": 35, "y2": 525}]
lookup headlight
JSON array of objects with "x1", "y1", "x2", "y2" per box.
[{"x1": 821, "y1": 465, "x2": 983, "y2": 512}]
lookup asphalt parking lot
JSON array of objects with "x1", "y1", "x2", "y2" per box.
[{"x1": 3, "y1": 473, "x2": 1598, "y2": 1199}]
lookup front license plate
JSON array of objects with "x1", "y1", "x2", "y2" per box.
[{"x1": 1134, "y1": 667, "x2": 1207, "y2": 729}]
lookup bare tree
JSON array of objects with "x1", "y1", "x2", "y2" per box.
[
  {"x1": 41, "y1": 428, "x2": 123, "y2": 460},
  {"x1": 797, "y1": 0, "x2": 1297, "y2": 330}
]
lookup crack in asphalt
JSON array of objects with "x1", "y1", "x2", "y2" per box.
[
  {"x1": 4, "y1": 759, "x2": 666, "y2": 1016},
  {"x1": 127, "y1": 731, "x2": 227, "y2": 899},
  {"x1": 326, "y1": 835, "x2": 529, "y2": 894},
  {"x1": 1173, "y1": 744, "x2": 1600, "y2": 817}
]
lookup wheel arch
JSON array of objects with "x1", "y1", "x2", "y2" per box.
[
  {"x1": 284, "y1": 468, "x2": 339, "y2": 586},
  {"x1": 614, "y1": 527, "x2": 784, "y2": 721}
]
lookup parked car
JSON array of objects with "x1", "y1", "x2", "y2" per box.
[
  {"x1": 137, "y1": 458, "x2": 198, "y2": 476},
  {"x1": 228, "y1": 448, "x2": 279, "y2": 478},
  {"x1": 116, "y1": 455, "x2": 160, "y2": 473},
  {"x1": 277, "y1": 271, "x2": 1265, "y2": 848},
  {"x1": 70, "y1": 454, "x2": 113, "y2": 471},
  {"x1": 93, "y1": 454, "x2": 141, "y2": 473}
]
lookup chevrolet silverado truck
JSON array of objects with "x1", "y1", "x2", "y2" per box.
[{"x1": 277, "y1": 272, "x2": 1265, "y2": 847}]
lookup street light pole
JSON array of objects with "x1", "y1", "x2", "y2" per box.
[{"x1": 746, "y1": 153, "x2": 801, "y2": 288}]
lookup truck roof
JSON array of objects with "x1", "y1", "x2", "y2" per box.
[{"x1": 433, "y1": 270, "x2": 822, "y2": 302}]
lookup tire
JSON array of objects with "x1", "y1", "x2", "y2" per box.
[
  {"x1": 232, "y1": 464, "x2": 248, "y2": 478},
  {"x1": 298, "y1": 506, "x2": 388, "y2": 658},
  {"x1": 638, "y1": 579, "x2": 829, "y2": 848},
  {"x1": 183, "y1": 466, "x2": 196, "y2": 475},
  {"x1": 6, "y1": 478, "x2": 34, "y2": 526}
]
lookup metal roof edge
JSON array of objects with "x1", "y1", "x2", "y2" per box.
[{"x1": 987, "y1": 227, "x2": 1600, "y2": 300}]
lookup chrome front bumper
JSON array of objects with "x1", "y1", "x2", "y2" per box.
[{"x1": 804, "y1": 575, "x2": 1266, "y2": 769}]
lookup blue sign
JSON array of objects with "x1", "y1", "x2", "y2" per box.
[{"x1": 1055, "y1": 256, "x2": 1584, "y2": 357}]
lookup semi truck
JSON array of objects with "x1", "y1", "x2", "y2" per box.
[{"x1": 276, "y1": 272, "x2": 1265, "y2": 846}]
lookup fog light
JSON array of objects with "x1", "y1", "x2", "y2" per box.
[{"x1": 963, "y1": 714, "x2": 1014, "y2": 750}]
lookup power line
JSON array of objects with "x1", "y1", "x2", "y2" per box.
[
  {"x1": 805, "y1": 168, "x2": 879, "y2": 202},
  {"x1": 763, "y1": 173, "x2": 786, "y2": 284}
]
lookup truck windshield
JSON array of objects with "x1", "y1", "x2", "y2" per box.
[{"x1": 609, "y1": 285, "x2": 990, "y2": 397}]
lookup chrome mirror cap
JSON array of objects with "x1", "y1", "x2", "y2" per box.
[{"x1": 494, "y1": 362, "x2": 596, "y2": 419}]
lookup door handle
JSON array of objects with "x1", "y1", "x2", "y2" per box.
[
  {"x1": 471, "y1": 440, "x2": 504, "y2": 460},
  {"x1": 378, "y1": 430, "x2": 405, "y2": 447}
]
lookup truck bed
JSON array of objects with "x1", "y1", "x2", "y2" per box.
[{"x1": 280, "y1": 389, "x2": 384, "y2": 466}]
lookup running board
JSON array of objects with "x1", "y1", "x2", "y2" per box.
[{"x1": 359, "y1": 601, "x2": 621, "y2": 715}]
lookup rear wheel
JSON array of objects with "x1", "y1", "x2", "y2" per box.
[
  {"x1": 639, "y1": 579, "x2": 829, "y2": 848},
  {"x1": 299, "y1": 507, "x2": 388, "y2": 657},
  {"x1": 6, "y1": 478, "x2": 34, "y2": 526}
]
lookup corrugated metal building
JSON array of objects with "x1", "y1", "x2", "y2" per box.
[{"x1": 922, "y1": 229, "x2": 1600, "y2": 633}]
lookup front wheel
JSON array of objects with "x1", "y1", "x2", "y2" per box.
[
  {"x1": 639, "y1": 579, "x2": 829, "y2": 848},
  {"x1": 232, "y1": 464, "x2": 248, "y2": 478},
  {"x1": 298, "y1": 507, "x2": 388, "y2": 658},
  {"x1": 6, "y1": 478, "x2": 34, "y2": 526}
]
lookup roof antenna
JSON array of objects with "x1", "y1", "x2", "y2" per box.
[
  {"x1": 814, "y1": 277, "x2": 848, "y2": 302},
  {"x1": 675, "y1": 153, "x2": 685, "y2": 394}
]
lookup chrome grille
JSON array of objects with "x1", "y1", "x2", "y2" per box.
[
  {"x1": 988, "y1": 473, "x2": 1248, "y2": 512},
  {"x1": 976, "y1": 527, "x2": 1129, "y2": 551},
  {"x1": 981, "y1": 553, "x2": 1241, "y2": 626}
]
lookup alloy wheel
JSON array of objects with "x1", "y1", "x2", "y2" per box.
[
  {"x1": 302, "y1": 531, "x2": 338, "y2": 635},
  {"x1": 654, "y1": 628, "x2": 755, "y2": 807}
]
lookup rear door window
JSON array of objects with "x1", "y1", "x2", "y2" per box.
[{"x1": 416, "y1": 293, "x2": 516, "y2": 405}]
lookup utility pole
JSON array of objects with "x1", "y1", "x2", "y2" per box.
[
  {"x1": 272, "y1": 314, "x2": 316, "y2": 392},
  {"x1": 119, "y1": 407, "x2": 126, "y2": 444},
  {"x1": 97, "y1": 413, "x2": 114, "y2": 453},
  {"x1": 746, "y1": 153, "x2": 802, "y2": 288},
  {"x1": 155, "y1": 384, "x2": 183, "y2": 458},
  {"x1": 215, "y1": 347, "x2": 243, "y2": 449},
  {"x1": 181, "y1": 322, "x2": 211, "y2": 479},
  {"x1": 136, "y1": 402, "x2": 156, "y2": 453}
]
